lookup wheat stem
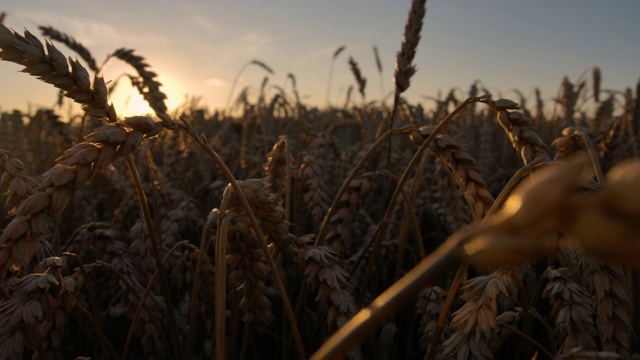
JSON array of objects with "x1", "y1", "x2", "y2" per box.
[
  {"x1": 122, "y1": 240, "x2": 189, "y2": 360},
  {"x1": 310, "y1": 229, "x2": 464, "y2": 359},
  {"x1": 175, "y1": 116, "x2": 306, "y2": 359},
  {"x1": 359, "y1": 96, "x2": 488, "y2": 299},
  {"x1": 315, "y1": 125, "x2": 415, "y2": 246},
  {"x1": 124, "y1": 155, "x2": 181, "y2": 359}
]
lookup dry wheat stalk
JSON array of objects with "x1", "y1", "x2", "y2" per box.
[
  {"x1": 0, "y1": 116, "x2": 162, "y2": 272},
  {"x1": 411, "y1": 127, "x2": 494, "y2": 220},
  {"x1": 107, "y1": 48, "x2": 168, "y2": 114},
  {"x1": 0, "y1": 149, "x2": 40, "y2": 214},
  {"x1": 323, "y1": 172, "x2": 376, "y2": 255},
  {"x1": 0, "y1": 23, "x2": 117, "y2": 122},
  {"x1": 348, "y1": 57, "x2": 367, "y2": 101},
  {"x1": 326, "y1": 45, "x2": 346, "y2": 107},
  {"x1": 159, "y1": 195, "x2": 202, "y2": 247},
  {"x1": 416, "y1": 286, "x2": 447, "y2": 357},
  {"x1": 224, "y1": 211, "x2": 275, "y2": 333},
  {"x1": 224, "y1": 178, "x2": 292, "y2": 246},
  {"x1": 552, "y1": 126, "x2": 604, "y2": 183},
  {"x1": 602, "y1": 89, "x2": 638, "y2": 172},
  {"x1": 126, "y1": 219, "x2": 174, "y2": 358},
  {"x1": 263, "y1": 135, "x2": 292, "y2": 197},
  {"x1": 372, "y1": 45, "x2": 385, "y2": 100},
  {"x1": 552, "y1": 132, "x2": 582, "y2": 161},
  {"x1": 295, "y1": 236, "x2": 361, "y2": 359},
  {"x1": 70, "y1": 221, "x2": 169, "y2": 357},
  {"x1": 441, "y1": 269, "x2": 516, "y2": 360},
  {"x1": 312, "y1": 157, "x2": 640, "y2": 359},
  {"x1": 482, "y1": 97, "x2": 551, "y2": 164},
  {"x1": 559, "y1": 76, "x2": 579, "y2": 127},
  {"x1": 543, "y1": 267, "x2": 598, "y2": 354},
  {"x1": 299, "y1": 154, "x2": 332, "y2": 226},
  {"x1": 0, "y1": 257, "x2": 79, "y2": 360},
  {"x1": 386, "y1": 0, "x2": 426, "y2": 167},
  {"x1": 427, "y1": 163, "x2": 472, "y2": 233},
  {"x1": 579, "y1": 255, "x2": 633, "y2": 359},
  {"x1": 592, "y1": 67, "x2": 601, "y2": 103},
  {"x1": 394, "y1": 0, "x2": 426, "y2": 94},
  {"x1": 593, "y1": 94, "x2": 615, "y2": 135},
  {"x1": 297, "y1": 237, "x2": 358, "y2": 329}
]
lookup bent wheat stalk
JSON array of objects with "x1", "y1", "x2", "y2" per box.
[
  {"x1": 166, "y1": 114, "x2": 306, "y2": 359},
  {"x1": 312, "y1": 158, "x2": 640, "y2": 359}
]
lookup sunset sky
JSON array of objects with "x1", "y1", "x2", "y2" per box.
[{"x1": 1, "y1": 1, "x2": 639, "y2": 116}]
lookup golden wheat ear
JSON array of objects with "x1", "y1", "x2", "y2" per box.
[
  {"x1": 39, "y1": 25, "x2": 98, "y2": 71},
  {"x1": 104, "y1": 48, "x2": 168, "y2": 114},
  {"x1": 0, "y1": 24, "x2": 117, "y2": 122}
]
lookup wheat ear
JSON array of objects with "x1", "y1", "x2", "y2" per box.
[
  {"x1": 542, "y1": 267, "x2": 597, "y2": 354},
  {"x1": 326, "y1": 45, "x2": 346, "y2": 107},
  {"x1": 0, "y1": 23, "x2": 117, "y2": 122},
  {"x1": 0, "y1": 117, "x2": 162, "y2": 272},
  {"x1": 440, "y1": 270, "x2": 517, "y2": 360},
  {"x1": 39, "y1": 25, "x2": 98, "y2": 71},
  {"x1": 0, "y1": 257, "x2": 79, "y2": 359},
  {"x1": 106, "y1": 48, "x2": 168, "y2": 114},
  {"x1": 0, "y1": 149, "x2": 40, "y2": 214},
  {"x1": 411, "y1": 127, "x2": 494, "y2": 220},
  {"x1": 416, "y1": 286, "x2": 447, "y2": 356},
  {"x1": 580, "y1": 256, "x2": 633, "y2": 359},
  {"x1": 482, "y1": 97, "x2": 551, "y2": 164},
  {"x1": 348, "y1": 57, "x2": 367, "y2": 101},
  {"x1": 296, "y1": 236, "x2": 361, "y2": 359},
  {"x1": 167, "y1": 115, "x2": 306, "y2": 359},
  {"x1": 386, "y1": 0, "x2": 427, "y2": 167}
]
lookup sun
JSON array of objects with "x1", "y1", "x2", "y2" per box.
[
  {"x1": 107, "y1": 77, "x2": 185, "y2": 118},
  {"x1": 122, "y1": 92, "x2": 154, "y2": 117}
]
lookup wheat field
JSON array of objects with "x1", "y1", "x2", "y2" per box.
[{"x1": 1, "y1": 2, "x2": 639, "y2": 359}]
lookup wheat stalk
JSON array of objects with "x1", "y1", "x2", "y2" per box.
[
  {"x1": 326, "y1": 45, "x2": 346, "y2": 107},
  {"x1": 0, "y1": 117, "x2": 163, "y2": 273},
  {"x1": 411, "y1": 127, "x2": 494, "y2": 220},
  {"x1": 313, "y1": 156, "x2": 640, "y2": 359},
  {"x1": 441, "y1": 270, "x2": 516, "y2": 360},
  {"x1": 299, "y1": 154, "x2": 332, "y2": 226},
  {"x1": 263, "y1": 135, "x2": 292, "y2": 198},
  {"x1": 482, "y1": 97, "x2": 551, "y2": 164},
  {"x1": 323, "y1": 172, "x2": 375, "y2": 255},
  {"x1": 0, "y1": 257, "x2": 78, "y2": 359},
  {"x1": 579, "y1": 255, "x2": 633, "y2": 359},
  {"x1": 106, "y1": 48, "x2": 168, "y2": 114},
  {"x1": 168, "y1": 114, "x2": 307, "y2": 359},
  {"x1": 394, "y1": 0, "x2": 426, "y2": 95},
  {"x1": 348, "y1": 57, "x2": 367, "y2": 101},
  {"x1": 224, "y1": 211, "x2": 275, "y2": 333},
  {"x1": 0, "y1": 149, "x2": 40, "y2": 214},
  {"x1": 296, "y1": 236, "x2": 361, "y2": 359},
  {"x1": 416, "y1": 286, "x2": 447, "y2": 356},
  {"x1": 39, "y1": 25, "x2": 98, "y2": 71},
  {"x1": 543, "y1": 267, "x2": 598, "y2": 354}
]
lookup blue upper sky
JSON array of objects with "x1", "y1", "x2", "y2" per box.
[{"x1": 1, "y1": 1, "x2": 638, "y2": 116}]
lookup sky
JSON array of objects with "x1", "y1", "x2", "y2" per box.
[{"x1": 0, "y1": 1, "x2": 639, "y2": 117}]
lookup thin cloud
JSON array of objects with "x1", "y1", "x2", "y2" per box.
[
  {"x1": 11, "y1": 9, "x2": 168, "y2": 49},
  {"x1": 204, "y1": 78, "x2": 227, "y2": 87},
  {"x1": 189, "y1": 12, "x2": 221, "y2": 34},
  {"x1": 232, "y1": 31, "x2": 273, "y2": 56}
]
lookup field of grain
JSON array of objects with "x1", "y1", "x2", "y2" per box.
[{"x1": 1, "y1": 2, "x2": 639, "y2": 359}]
